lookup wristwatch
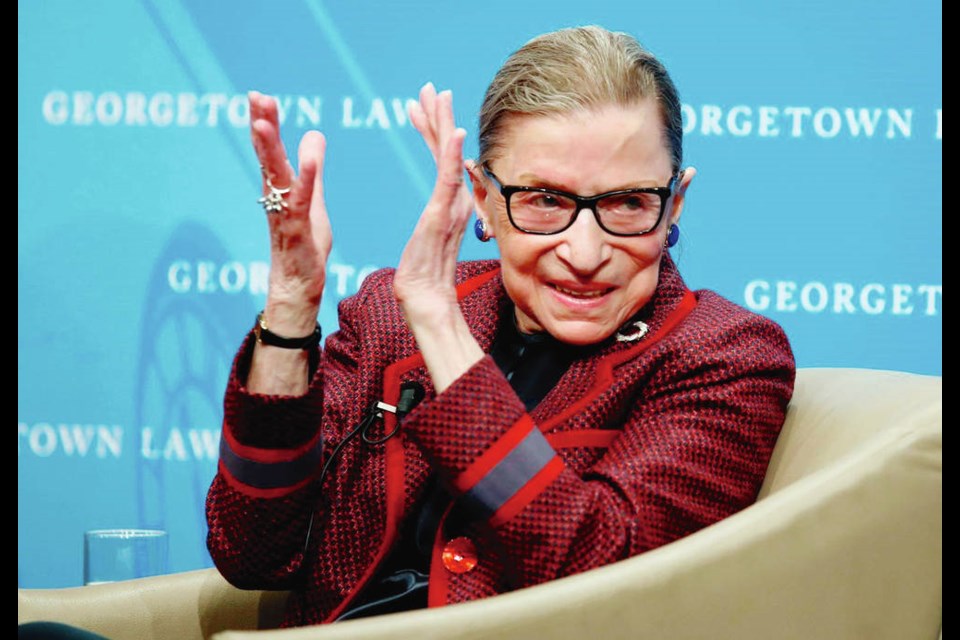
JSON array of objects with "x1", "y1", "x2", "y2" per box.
[{"x1": 253, "y1": 311, "x2": 321, "y2": 350}]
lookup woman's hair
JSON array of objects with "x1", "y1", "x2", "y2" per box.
[{"x1": 478, "y1": 25, "x2": 683, "y2": 175}]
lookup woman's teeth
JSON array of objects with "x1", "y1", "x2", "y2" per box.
[{"x1": 553, "y1": 284, "x2": 607, "y2": 298}]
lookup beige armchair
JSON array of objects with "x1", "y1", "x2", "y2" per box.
[{"x1": 19, "y1": 367, "x2": 942, "y2": 640}]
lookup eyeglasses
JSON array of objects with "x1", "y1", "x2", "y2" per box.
[{"x1": 482, "y1": 164, "x2": 678, "y2": 237}]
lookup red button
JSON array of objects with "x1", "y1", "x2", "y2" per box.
[{"x1": 441, "y1": 536, "x2": 478, "y2": 574}]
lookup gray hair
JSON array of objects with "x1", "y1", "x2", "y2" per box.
[{"x1": 478, "y1": 25, "x2": 683, "y2": 174}]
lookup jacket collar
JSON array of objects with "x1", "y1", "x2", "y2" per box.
[{"x1": 456, "y1": 253, "x2": 691, "y2": 361}]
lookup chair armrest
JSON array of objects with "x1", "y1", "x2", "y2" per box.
[{"x1": 18, "y1": 568, "x2": 289, "y2": 640}]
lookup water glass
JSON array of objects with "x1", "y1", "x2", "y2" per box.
[{"x1": 83, "y1": 529, "x2": 169, "y2": 585}]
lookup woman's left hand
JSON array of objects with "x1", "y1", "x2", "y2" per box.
[{"x1": 393, "y1": 83, "x2": 484, "y2": 393}]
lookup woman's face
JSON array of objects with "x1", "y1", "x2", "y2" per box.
[{"x1": 471, "y1": 100, "x2": 694, "y2": 346}]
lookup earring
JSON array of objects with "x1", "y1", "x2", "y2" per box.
[
  {"x1": 665, "y1": 223, "x2": 679, "y2": 249},
  {"x1": 474, "y1": 218, "x2": 490, "y2": 242}
]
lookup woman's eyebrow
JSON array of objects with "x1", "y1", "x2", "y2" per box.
[{"x1": 513, "y1": 172, "x2": 575, "y2": 191}]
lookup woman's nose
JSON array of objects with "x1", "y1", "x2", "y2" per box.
[{"x1": 555, "y1": 207, "x2": 610, "y2": 275}]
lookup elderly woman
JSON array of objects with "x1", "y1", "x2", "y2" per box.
[{"x1": 206, "y1": 25, "x2": 795, "y2": 627}]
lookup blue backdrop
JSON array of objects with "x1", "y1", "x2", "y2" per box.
[{"x1": 18, "y1": 0, "x2": 941, "y2": 588}]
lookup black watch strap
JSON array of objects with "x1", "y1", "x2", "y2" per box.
[{"x1": 254, "y1": 311, "x2": 321, "y2": 350}]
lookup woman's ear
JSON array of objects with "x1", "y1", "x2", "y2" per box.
[
  {"x1": 465, "y1": 159, "x2": 495, "y2": 237},
  {"x1": 465, "y1": 159, "x2": 487, "y2": 202},
  {"x1": 669, "y1": 166, "x2": 696, "y2": 225}
]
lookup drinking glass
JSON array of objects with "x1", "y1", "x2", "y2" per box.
[{"x1": 83, "y1": 529, "x2": 169, "y2": 585}]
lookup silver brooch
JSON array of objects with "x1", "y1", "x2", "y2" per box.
[{"x1": 615, "y1": 320, "x2": 650, "y2": 343}]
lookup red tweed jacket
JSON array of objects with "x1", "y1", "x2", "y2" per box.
[{"x1": 206, "y1": 256, "x2": 795, "y2": 627}]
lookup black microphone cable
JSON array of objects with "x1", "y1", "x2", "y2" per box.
[{"x1": 298, "y1": 382, "x2": 426, "y2": 564}]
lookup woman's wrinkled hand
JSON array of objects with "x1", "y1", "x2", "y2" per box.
[
  {"x1": 394, "y1": 83, "x2": 475, "y2": 332},
  {"x1": 249, "y1": 90, "x2": 332, "y2": 335},
  {"x1": 393, "y1": 83, "x2": 485, "y2": 393}
]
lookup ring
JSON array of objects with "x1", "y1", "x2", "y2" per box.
[{"x1": 257, "y1": 176, "x2": 291, "y2": 214}]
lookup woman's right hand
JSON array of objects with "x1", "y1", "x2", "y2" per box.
[
  {"x1": 250, "y1": 90, "x2": 332, "y2": 337},
  {"x1": 247, "y1": 91, "x2": 331, "y2": 395}
]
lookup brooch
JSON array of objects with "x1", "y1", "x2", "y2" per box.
[{"x1": 615, "y1": 320, "x2": 650, "y2": 343}]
